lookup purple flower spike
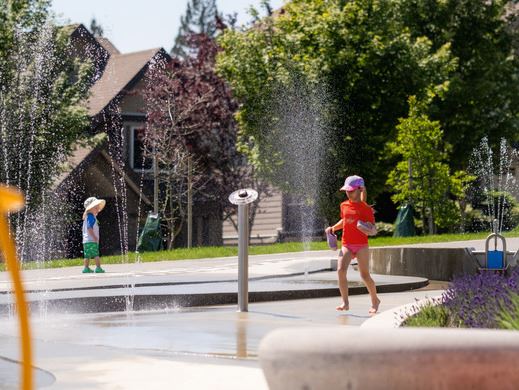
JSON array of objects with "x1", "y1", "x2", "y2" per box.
[{"x1": 443, "y1": 269, "x2": 519, "y2": 328}]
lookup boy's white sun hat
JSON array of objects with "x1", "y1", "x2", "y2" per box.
[{"x1": 83, "y1": 197, "x2": 106, "y2": 215}]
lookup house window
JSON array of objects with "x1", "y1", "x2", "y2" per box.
[{"x1": 130, "y1": 126, "x2": 152, "y2": 170}]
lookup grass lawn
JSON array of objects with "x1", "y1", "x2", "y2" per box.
[{"x1": 2, "y1": 229, "x2": 517, "y2": 271}]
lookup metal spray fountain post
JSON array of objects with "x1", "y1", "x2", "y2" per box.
[
  {"x1": 484, "y1": 219, "x2": 508, "y2": 270},
  {"x1": 229, "y1": 189, "x2": 258, "y2": 312}
]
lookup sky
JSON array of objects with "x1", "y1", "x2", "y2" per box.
[{"x1": 51, "y1": 0, "x2": 285, "y2": 53}]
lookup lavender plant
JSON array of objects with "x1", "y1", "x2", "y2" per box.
[
  {"x1": 443, "y1": 268, "x2": 519, "y2": 328},
  {"x1": 497, "y1": 293, "x2": 519, "y2": 330}
]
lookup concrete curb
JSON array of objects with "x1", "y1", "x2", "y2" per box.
[
  {"x1": 0, "y1": 277, "x2": 428, "y2": 314},
  {"x1": 259, "y1": 327, "x2": 519, "y2": 390},
  {"x1": 332, "y1": 247, "x2": 478, "y2": 280},
  {"x1": 0, "y1": 356, "x2": 56, "y2": 388},
  {"x1": 361, "y1": 293, "x2": 444, "y2": 329},
  {"x1": 369, "y1": 247, "x2": 477, "y2": 280}
]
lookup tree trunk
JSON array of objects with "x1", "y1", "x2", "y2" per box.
[
  {"x1": 428, "y1": 203, "x2": 435, "y2": 235},
  {"x1": 459, "y1": 199, "x2": 467, "y2": 233},
  {"x1": 167, "y1": 222, "x2": 175, "y2": 250},
  {"x1": 422, "y1": 203, "x2": 427, "y2": 235}
]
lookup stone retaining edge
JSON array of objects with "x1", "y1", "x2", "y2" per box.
[
  {"x1": 259, "y1": 327, "x2": 519, "y2": 390},
  {"x1": 332, "y1": 247, "x2": 478, "y2": 281},
  {"x1": 370, "y1": 247, "x2": 477, "y2": 280},
  {"x1": 361, "y1": 293, "x2": 444, "y2": 329}
]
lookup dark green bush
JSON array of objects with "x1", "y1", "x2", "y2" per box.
[
  {"x1": 470, "y1": 191, "x2": 519, "y2": 232},
  {"x1": 462, "y1": 206, "x2": 491, "y2": 233}
]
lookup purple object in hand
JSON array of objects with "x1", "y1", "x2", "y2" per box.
[
  {"x1": 357, "y1": 220, "x2": 376, "y2": 236},
  {"x1": 327, "y1": 231, "x2": 338, "y2": 250}
]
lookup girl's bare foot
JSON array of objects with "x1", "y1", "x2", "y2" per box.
[
  {"x1": 368, "y1": 298, "x2": 381, "y2": 314},
  {"x1": 336, "y1": 302, "x2": 349, "y2": 311}
]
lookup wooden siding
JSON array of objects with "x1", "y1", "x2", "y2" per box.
[{"x1": 222, "y1": 189, "x2": 283, "y2": 245}]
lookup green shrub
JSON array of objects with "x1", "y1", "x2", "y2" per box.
[
  {"x1": 471, "y1": 191, "x2": 519, "y2": 232},
  {"x1": 462, "y1": 205, "x2": 491, "y2": 233},
  {"x1": 403, "y1": 303, "x2": 452, "y2": 327},
  {"x1": 498, "y1": 293, "x2": 519, "y2": 330},
  {"x1": 375, "y1": 222, "x2": 394, "y2": 237},
  {"x1": 512, "y1": 205, "x2": 519, "y2": 230},
  {"x1": 435, "y1": 199, "x2": 462, "y2": 233}
]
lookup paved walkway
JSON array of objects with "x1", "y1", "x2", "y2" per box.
[
  {"x1": 0, "y1": 238, "x2": 505, "y2": 389},
  {"x1": 0, "y1": 251, "x2": 427, "y2": 314},
  {"x1": 0, "y1": 251, "x2": 393, "y2": 291},
  {"x1": 0, "y1": 289, "x2": 444, "y2": 389},
  {"x1": 397, "y1": 236, "x2": 519, "y2": 251}
]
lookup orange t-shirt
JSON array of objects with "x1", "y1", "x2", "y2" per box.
[{"x1": 340, "y1": 200, "x2": 375, "y2": 245}]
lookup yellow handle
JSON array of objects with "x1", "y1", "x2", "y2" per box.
[{"x1": 0, "y1": 185, "x2": 32, "y2": 390}]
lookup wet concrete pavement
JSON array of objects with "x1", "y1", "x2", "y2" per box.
[
  {"x1": 0, "y1": 290, "x2": 442, "y2": 389},
  {"x1": 0, "y1": 248, "x2": 457, "y2": 389},
  {"x1": 0, "y1": 252, "x2": 427, "y2": 313}
]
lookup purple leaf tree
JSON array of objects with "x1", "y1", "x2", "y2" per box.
[{"x1": 144, "y1": 33, "x2": 270, "y2": 247}]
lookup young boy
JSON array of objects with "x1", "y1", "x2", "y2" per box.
[
  {"x1": 82, "y1": 197, "x2": 106, "y2": 274},
  {"x1": 325, "y1": 175, "x2": 380, "y2": 314}
]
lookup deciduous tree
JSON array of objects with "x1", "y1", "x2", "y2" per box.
[
  {"x1": 217, "y1": 0, "x2": 455, "y2": 223},
  {"x1": 0, "y1": 1, "x2": 91, "y2": 256},
  {"x1": 387, "y1": 95, "x2": 473, "y2": 234},
  {"x1": 398, "y1": 0, "x2": 519, "y2": 168},
  {"x1": 146, "y1": 33, "x2": 268, "y2": 247}
]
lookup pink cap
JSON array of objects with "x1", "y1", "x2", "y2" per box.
[{"x1": 340, "y1": 175, "x2": 364, "y2": 192}]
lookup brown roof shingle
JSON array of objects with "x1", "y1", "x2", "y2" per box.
[
  {"x1": 86, "y1": 47, "x2": 163, "y2": 116},
  {"x1": 96, "y1": 37, "x2": 121, "y2": 55}
]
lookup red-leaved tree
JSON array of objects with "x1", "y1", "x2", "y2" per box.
[{"x1": 144, "y1": 33, "x2": 270, "y2": 247}]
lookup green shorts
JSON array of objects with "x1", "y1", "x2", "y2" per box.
[{"x1": 83, "y1": 242, "x2": 100, "y2": 259}]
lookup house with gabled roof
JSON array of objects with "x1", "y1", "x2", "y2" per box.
[
  {"x1": 56, "y1": 24, "x2": 293, "y2": 257},
  {"x1": 55, "y1": 24, "x2": 171, "y2": 256}
]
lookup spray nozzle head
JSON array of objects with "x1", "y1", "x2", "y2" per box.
[{"x1": 229, "y1": 188, "x2": 258, "y2": 205}]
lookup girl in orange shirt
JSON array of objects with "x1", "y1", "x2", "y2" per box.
[{"x1": 325, "y1": 175, "x2": 380, "y2": 314}]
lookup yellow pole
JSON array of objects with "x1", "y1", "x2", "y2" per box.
[{"x1": 0, "y1": 185, "x2": 31, "y2": 390}]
